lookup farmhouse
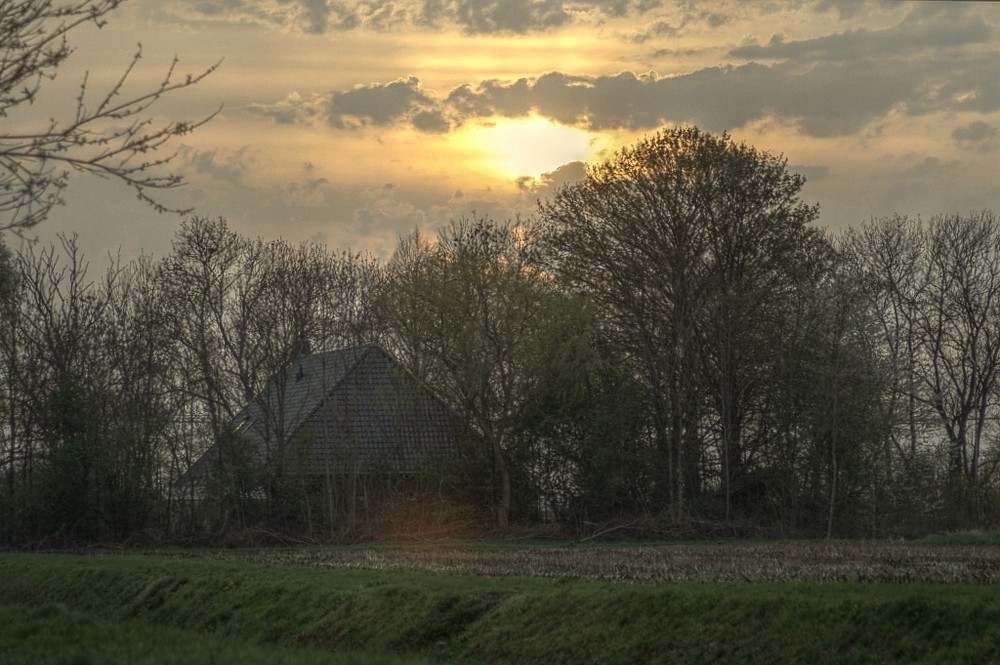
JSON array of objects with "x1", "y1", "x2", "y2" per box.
[{"x1": 181, "y1": 344, "x2": 477, "y2": 527}]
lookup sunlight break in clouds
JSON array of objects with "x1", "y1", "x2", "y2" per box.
[{"x1": 455, "y1": 116, "x2": 606, "y2": 179}]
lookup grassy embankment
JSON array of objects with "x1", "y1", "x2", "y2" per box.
[{"x1": 3, "y1": 541, "x2": 1000, "y2": 664}]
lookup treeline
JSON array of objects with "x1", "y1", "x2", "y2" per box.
[{"x1": 2, "y1": 127, "x2": 1000, "y2": 544}]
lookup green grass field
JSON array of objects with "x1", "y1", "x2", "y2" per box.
[
  {"x1": 3, "y1": 540, "x2": 1000, "y2": 663},
  {"x1": 0, "y1": 602, "x2": 431, "y2": 665}
]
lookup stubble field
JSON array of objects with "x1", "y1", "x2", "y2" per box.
[{"x1": 161, "y1": 537, "x2": 1000, "y2": 584}]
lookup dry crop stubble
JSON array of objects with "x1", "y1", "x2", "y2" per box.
[{"x1": 155, "y1": 539, "x2": 1000, "y2": 584}]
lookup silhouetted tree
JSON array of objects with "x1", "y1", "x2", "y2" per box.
[{"x1": 541, "y1": 126, "x2": 821, "y2": 522}]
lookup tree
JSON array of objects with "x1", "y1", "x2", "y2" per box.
[
  {"x1": 382, "y1": 216, "x2": 553, "y2": 528},
  {"x1": 838, "y1": 216, "x2": 940, "y2": 529},
  {"x1": 0, "y1": 0, "x2": 218, "y2": 232},
  {"x1": 840, "y1": 212, "x2": 1000, "y2": 527},
  {"x1": 541, "y1": 126, "x2": 821, "y2": 521},
  {"x1": 513, "y1": 292, "x2": 652, "y2": 527},
  {"x1": 160, "y1": 217, "x2": 386, "y2": 530},
  {"x1": 0, "y1": 237, "x2": 19, "y2": 510},
  {"x1": 916, "y1": 213, "x2": 1000, "y2": 519},
  {"x1": 839, "y1": 217, "x2": 929, "y2": 472},
  {"x1": 3, "y1": 235, "x2": 175, "y2": 542}
]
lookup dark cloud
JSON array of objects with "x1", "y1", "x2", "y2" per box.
[
  {"x1": 328, "y1": 76, "x2": 438, "y2": 128},
  {"x1": 952, "y1": 121, "x2": 998, "y2": 153},
  {"x1": 731, "y1": 14, "x2": 990, "y2": 62},
  {"x1": 297, "y1": 0, "x2": 331, "y2": 33},
  {"x1": 630, "y1": 4, "x2": 729, "y2": 44},
  {"x1": 516, "y1": 160, "x2": 586, "y2": 194},
  {"x1": 254, "y1": 33, "x2": 1000, "y2": 139},
  {"x1": 447, "y1": 78, "x2": 534, "y2": 118},
  {"x1": 454, "y1": 0, "x2": 569, "y2": 33},
  {"x1": 412, "y1": 109, "x2": 451, "y2": 132},
  {"x1": 433, "y1": 64, "x2": 919, "y2": 137},
  {"x1": 173, "y1": 0, "x2": 663, "y2": 34},
  {"x1": 419, "y1": 7, "x2": 997, "y2": 136}
]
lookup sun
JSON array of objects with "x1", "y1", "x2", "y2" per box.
[{"x1": 457, "y1": 116, "x2": 603, "y2": 180}]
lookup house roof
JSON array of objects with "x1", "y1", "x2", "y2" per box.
[
  {"x1": 233, "y1": 345, "x2": 370, "y2": 448},
  {"x1": 230, "y1": 344, "x2": 464, "y2": 475}
]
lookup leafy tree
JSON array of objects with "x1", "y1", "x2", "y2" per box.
[
  {"x1": 541, "y1": 126, "x2": 821, "y2": 521},
  {"x1": 382, "y1": 216, "x2": 554, "y2": 528},
  {"x1": 0, "y1": 0, "x2": 218, "y2": 231},
  {"x1": 31, "y1": 374, "x2": 102, "y2": 540},
  {"x1": 513, "y1": 292, "x2": 652, "y2": 527}
]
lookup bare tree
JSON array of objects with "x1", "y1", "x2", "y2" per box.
[
  {"x1": 839, "y1": 217, "x2": 929, "y2": 470},
  {"x1": 160, "y1": 217, "x2": 387, "y2": 529},
  {"x1": 0, "y1": 0, "x2": 218, "y2": 232},
  {"x1": 918, "y1": 213, "x2": 1000, "y2": 487},
  {"x1": 843, "y1": 212, "x2": 1000, "y2": 524}
]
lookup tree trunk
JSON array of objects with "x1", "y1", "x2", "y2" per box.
[{"x1": 493, "y1": 440, "x2": 511, "y2": 529}]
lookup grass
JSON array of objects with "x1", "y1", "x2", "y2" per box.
[
  {"x1": 0, "y1": 602, "x2": 432, "y2": 665},
  {"x1": 918, "y1": 530, "x2": 1000, "y2": 546},
  {"x1": 3, "y1": 544, "x2": 1000, "y2": 663}
]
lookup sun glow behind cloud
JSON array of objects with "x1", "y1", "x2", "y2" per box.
[{"x1": 455, "y1": 116, "x2": 606, "y2": 180}]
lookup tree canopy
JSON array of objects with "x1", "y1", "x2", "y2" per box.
[{"x1": 3, "y1": 126, "x2": 1000, "y2": 543}]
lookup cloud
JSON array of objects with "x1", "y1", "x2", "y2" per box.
[
  {"x1": 515, "y1": 160, "x2": 587, "y2": 195},
  {"x1": 730, "y1": 10, "x2": 989, "y2": 62},
  {"x1": 434, "y1": 65, "x2": 916, "y2": 137},
  {"x1": 180, "y1": 145, "x2": 256, "y2": 186},
  {"x1": 163, "y1": 0, "x2": 664, "y2": 34},
  {"x1": 251, "y1": 40, "x2": 1000, "y2": 139},
  {"x1": 245, "y1": 92, "x2": 328, "y2": 125},
  {"x1": 952, "y1": 121, "x2": 998, "y2": 153},
  {"x1": 327, "y1": 77, "x2": 442, "y2": 129},
  {"x1": 238, "y1": 5, "x2": 1000, "y2": 139},
  {"x1": 453, "y1": 0, "x2": 570, "y2": 33},
  {"x1": 412, "y1": 109, "x2": 451, "y2": 132},
  {"x1": 431, "y1": 8, "x2": 1000, "y2": 137}
]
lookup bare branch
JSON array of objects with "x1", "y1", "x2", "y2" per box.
[{"x1": 0, "y1": 0, "x2": 218, "y2": 233}]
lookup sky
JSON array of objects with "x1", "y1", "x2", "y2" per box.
[{"x1": 19, "y1": 0, "x2": 1000, "y2": 260}]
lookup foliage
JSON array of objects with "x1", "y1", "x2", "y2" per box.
[
  {"x1": 200, "y1": 423, "x2": 266, "y2": 532},
  {"x1": 512, "y1": 292, "x2": 652, "y2": 525},
  {"x1": 7, "y1": 127, "x2": 1000, "y2": 542},
  {"x1": 541, "y1": 126, "x2": 826, "y2": 521},
  {"x1": 381, "y1": 216, "x2": 556, "y2": 527}
]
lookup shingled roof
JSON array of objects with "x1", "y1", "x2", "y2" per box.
[{"x1": 228, "y1": 345, "x2": 465, "y2": 476}]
